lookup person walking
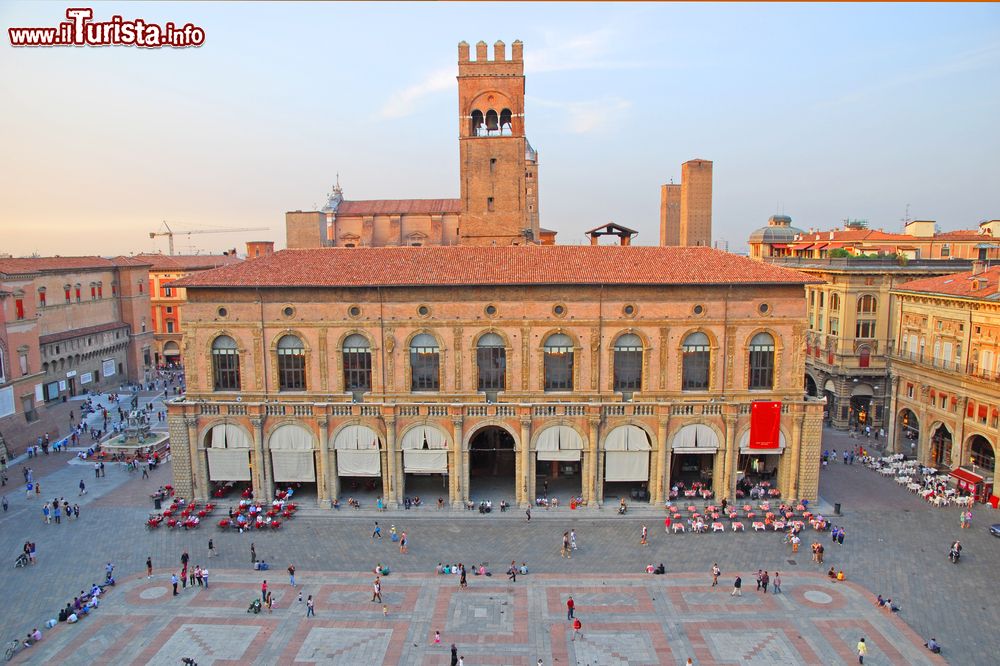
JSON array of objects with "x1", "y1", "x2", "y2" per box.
[
  {"x1": 526, "y1": 507, "x2": 531, "y2": 521},
  {"x1": 288, "y1": 564, "x2": 296, "y2": 587},
  {"x1": 251, "y1": 542, "x2": 257, "y2": 564},
  {"x1": 857, "y1": 637, "x2": 868, "y2": 664},
  {"x1": 459, "y1": 564, "x2": 468, "y2": 589},
  {"x1": 171, "y1": 573, "x2": 179, "y2": 596},
  {"x1": 2, "y1": 496, "x2": 8, "y2": 512},
  {"x1": 372, "y1": 577, "x2": 382, "y2": 602},
  {"x1": 570, "y1": 529, "x2": 578, "y2": 551},
  {"x1": 372, "y1": 521, "x2": 382, "y2": 539},
  {"x1": 731, "y1": 576, "x2": 742, "y2": 596},
  {"x1": 507, "y1": 561, "x2": 517, "y2": 582},
  {"x1": 146, "y1": 557, "x2": 153, "y2": 578},
  {"x1": 201, "y1": 568, "x2": 209, "y2": 588},
  {"x1": 566, "y1": 596, "x2": 575, "y2": 620},
  {"x1": 399, "y1": 531, "x2": 408, "y2": 554},
  {"x1": 838, "y1": 528, "x2": 846, "y2": 546},
  {"x1": 571, "y1": 617, "x2": 583, "y2": 641},
  {"x1": 761, "y1": 571, "x2": 770, "y2": 594},
  {"x1": 561, "y1": 532, "x2": 571, "y2": 558},
  {"x1": 42, "y1": 503, "x2": 50, "y2": 524},
  {"x1": 773, "y1": 572, "x2": 782, "y2": 594},
  {"x1": 261, "y1": 580, "x2": 268, "y2": 603},
  {"x1": 53, "y1": 503, "x2": 61, "y2": 524},
  {"x1": 640, "y1": 524, "x2": 648, "y2": 546},
  {"x1": 756, "y1": 570, "x2": 763, "y2": 591},
  {"x1": 306, "y1": 595, "x2": 315, "y2": 617},
  {"x1": 78, "y1": 479, "x2": 86, "y2": 496},
  {"x1": 817, "y1": 544, "x2": 825, "y2": 565},
  {"x1": 208, "y1": 539, "x2": 215, "y2": 558},
  {"x1": 434, "y1": 630, "x2": 441, "y2": 645},
  {"x1": 451, "y1": 644, "x2": 459, "y2": 666},
  {"x1": 711, "y1": 563, "x2": 720, "y2": 587}
]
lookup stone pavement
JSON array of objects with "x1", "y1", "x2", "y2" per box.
[
  {"x1": 0, "y1": 424, "x2": 997, "y2": 664},
  {"x1": 12, "y1": 570, "x2": 942, "y2": 665}
]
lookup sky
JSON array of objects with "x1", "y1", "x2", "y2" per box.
[{"x1": 2, "y1": 2, "x2": 999, "y2": 257}]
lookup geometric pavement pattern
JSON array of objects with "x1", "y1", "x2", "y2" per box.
[{"x1": 14, "y1": 570, "x2": 946, "y2": 665}]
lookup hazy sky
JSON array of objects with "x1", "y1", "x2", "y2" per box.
[{"x1": 2, "y1": 2, "x2": 999, "y2": 257}]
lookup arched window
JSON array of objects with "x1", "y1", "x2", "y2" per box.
[
  {"x1": 410, "y1": 333, "x2": 440, "y2": 391},
  {"x1": 857, "y1": 294, "x2": 877, "y2": 314},
  {"x1": 970, "y1": 436, "x2": 995, "y2": 471},
  {"x1": 499, "y1": 108, "x2": 512, "y2": 134},
  {"x1": 829, "y1": 293, "x2": 841, "y2": 311},
  {"x1": 748, "y1": 332, "x2": 775, "y2": 390},
  {"x1": 543, "y1": 333, "x2": 574, "y2": 391},
  {"x1": 211, "y1": 335, "x2": 240, "y2": 391},
  {"x1": 476, "y1": 332, "x2": 506, "y2": 392},
  {"x1": 858, "y1": 345, "x2": 871, "y2": 368},
  {"x1": 277, "y1": 335, "x2": 306, "y2": 391},
  {"x1": 613, "y1": 333, "x2": 643, "y2": 391},
  {"x1": 485, "y1": 109, "x2": 499, "y2": 132},
  {"x1": 682, "y1": 332, "x2": 710, "y2": 391},
  {"x1": 471, "y1": 109, "x2": 484, "y2": 136},
  {"x1": 342, "y1": 334, "x2": 371, "y2": 392}
]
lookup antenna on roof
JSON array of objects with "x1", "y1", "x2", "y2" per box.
[{"x1": 900, "y1": 203, "x2": 911, "y2": 230}]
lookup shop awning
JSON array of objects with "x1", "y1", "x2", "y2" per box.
[{"x1": 950, "y1": 467, "x2": 984, "y2": 485}]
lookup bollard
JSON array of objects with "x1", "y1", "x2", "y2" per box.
[{"x1": 834, "y1": 502, "x2": 841, "y2": 515}]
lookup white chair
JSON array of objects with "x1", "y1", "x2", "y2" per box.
[
  {"x1": 752, "y1": 522, "x2": 765, "y2": 532},
  {"x1": 672, "y1": 523, "x2": 685, "y2": 534},
  {"x1": 732, "y1": 522, "x2": 745, "y2": 532}
]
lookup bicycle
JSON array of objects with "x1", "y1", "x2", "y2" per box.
[{"x1": 4, "y1": 638, "x2": 23, "y2": 662}]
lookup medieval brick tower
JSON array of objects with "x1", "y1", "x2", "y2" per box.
[{"x1": 457, "y1": 40, "x2": 540, "y2": 245}]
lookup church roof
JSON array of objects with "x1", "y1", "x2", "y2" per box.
[
  {"x1": 173, "y1": 245, "x2": 817, "y2": 289},
  {"x1": 335, "y1": 199, "x2": 462, "y2": 216}
]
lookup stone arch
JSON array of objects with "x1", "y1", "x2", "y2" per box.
[
  {"x1": 397, "y1": 421, "x2": 454, "y2": 452},
  {"x1": 964, "y1": 433, "x2": 995, "y2": 470},
  {"x1": 677, "y1": 328, "x2": 719, "y2": 392},
  {"x1": 667, "y1": 420, "x2": 725, "y2": 450},
  {"x1": 464, "y1": 418, "x2": 520, "y2": 451},
  {"x1": 268, "y1": 329, "x2": 312, "y2": 353},
  {"x1": 530, "y1": 420, "x2": 587, "y2": 451},
  {"x1": 265, "y1": 420, "x2": 318, "y2": 449},
  {"x1": 600, "y1": 421, "x2": 657, "y2": 451},
  {"x1": 743, "y1": 327, "x2": 783, "y2": 389},
  {"x1": 472, "y1": 327, "x2": 512, "y2": 349},
  {"x1": 328, "y1": 420, "x2": 385, "y2": 450},
  {"x1": 538, "y1": 328, "x2": 581, "y2": 392},
  {"x1": 199, "y1": 421, "x2": 253, "y2": 448},
  {"x1": 335, "y1": 328, "x2": 378, "y2": 351},
  {"x1": 608, "y1": 328, "x2": 648, "y2": 393}
]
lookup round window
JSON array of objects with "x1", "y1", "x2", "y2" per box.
[
  {"x1": 217, "y1": 307, "x2": 228, "y2": 318},
  {"x1": 623, "y1": 304, "x2": 636, "y2": 316},
  {"x1": 282, "y1": 306, "x2": 295, "y2": 317},
  {"x1": 417, "y1": 305, "x2": 430, "y2": 317},
  {"x1": 693, "y1": 304, "x2": 704, "y2": 316},
  {"x1": 759, "y1": 303, "x2": 770, "y2": 315},
  {"x1": 485, "y1": 304, "x2": 497, "y2": 316},
  {"x1": 553, "y1": 304, "x2": 566, "y2": 317},
  {"x1": 349, "y1": 305, "x2": 361, "y2": 318}
]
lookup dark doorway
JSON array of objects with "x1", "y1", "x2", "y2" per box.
[{"x1": 469, "y1": 426, "x2": 516, "y2": 501}]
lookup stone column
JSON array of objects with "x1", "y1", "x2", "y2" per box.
[
  {"x1": 788, "y1": 409, "x2": 805, "y2": 500},
  {"x1": 653, "y1": 415, "x2": 670, "y2": 505},
  {"x1": 952, "y1": 399, "x2": 967, "y2": 467},
  {"x1": 885, "y1": 374, "x2": 899, "y2": 453},
  {"x1": 384, "y1": 412, "x2": 398, "y2": 506},
  {"x1": 185, "y1": 417, "x2": 207, "y2": 501},
  {"x1": 451, "y1": 416, "x2": 464, "y2": 507},
  {"x1": 250, "y1": 417, "x2": 266, "y2": 499},
  {"x1": 589, "y1": 416, "x2": 602, "y2": 505},
  {"x1": 519, "y1": 415, "x2": 532, "y2": 508},
  {"x1": 721, "y1": 413, "x2": 738, "y2": 501},
  {"x1": 317, "y1": 417, "x2": 330, "y2": 506}
]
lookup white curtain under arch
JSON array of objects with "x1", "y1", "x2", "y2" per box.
[
  {"x1": 333, "y1": 425, "x2": 381, "y2": 477},
  {"x1": 268, "y1": 424, "x2": 316, "y2": 482},
  {"x1": 739, "y1": 428, "x2": 787, "y2": 454},
  {"x1": 670, "y1": 423, "x2": 720, "y2": 454},
  {"x1": 535, "y1": 425, "x2": 584, "y2": 461},
  {"x1": 401, "y1": 426, "x2": 449, "y2": 473},
  {"x1": 206, "y1": 424, "x2": 252, "y2": 481},
  {"x1": 603, "y1": 425, "x2": 651, "y2": 482}
]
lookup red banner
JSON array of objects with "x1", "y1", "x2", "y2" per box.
[{"x1": 749, "y1": 401, "x2": 782, "y2": 449}]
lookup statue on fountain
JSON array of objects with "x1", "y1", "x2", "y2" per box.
[{"x1": 120, "y1": 409, "x2": 152, "y2": 445}]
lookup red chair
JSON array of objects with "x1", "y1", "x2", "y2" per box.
[
  {"x1": 282, "y1": 510, "x2": 293, "y2": 519},
  {"x1": 217, "y1": 519, "x2": 231, "y2": 529},
  {"x1": 204, "y1": 503, "x2": 215, "y2": 512},
  {"x1": 167, "y1": 518, "x2": 178, "y2": 528},
  {"x1": 162, "y1": 509, "x2": 173, "y2": 517},
  {"x1": 197, "y1": 510, "x2": 208, "y2": 518},
  {"x1": 270, "y1": 521, "x2": 281, "y2": 530},
  {"x1": 147, "y1": 517, "x2": 162, "y2": 529}
]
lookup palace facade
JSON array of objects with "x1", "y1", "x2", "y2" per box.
[{"x1": 167, "y1": 245, "x2": 825, "y2": 507}]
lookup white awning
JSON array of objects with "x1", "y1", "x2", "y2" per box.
[
  {"x1": 271, "y1": 451, "x2": 316, "y2": 482},
  {"x1": 536, "y1": 425, "x2": 584, "y2": 461},
  {"x1": 207, "y1": 449, "x2": 251, "y2": 481},
  {"x1": 336, "y1": 450, "x2": 380, "y2": 477},
  {"x1": 268, "y1": 424, "x2": 314, "y2": 450},
  {"x1": 671, "y1": 424, "x2": 720, "y2": 454},
  {"x1": 403, "y1": 450, "x2": 448, "y2": 473},
  {"x1": 605, "y1": 451, "x2": 649, "y2": 481},
  {"x1": 603, "y1": 425, "x2": 652, "y2": 451},
  {"x1": 333, "y1": 425, "x2": 380, "y2": 450},
  {"x1": 739, "y1": 429, "x2": 787, "y2": 454},
  {"x1": 209, "y1": 424, "x2": 251, "y2": 449},
  {"x1": 401, "y1": 426, "x2": 448, "y2": 450}
]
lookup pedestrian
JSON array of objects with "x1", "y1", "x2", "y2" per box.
[
  {"x1": 857, "y1": 637, "x2": 867, "y2": 663},
  {"x1": 665, "y1": 516, "x2": 671, "y2": 533},
  {"x1": 146, "y1": 557, "x2": 153, "y2": 578},
  {"x1": 460, "y1": 564, "x2": 467, "y2": 589},
  {"x1": 171, "y1": 573, "x2": 179, "y2": 596},
  {"x1": 306, "y1": 595, "x2": 315, "y2": 617},
  {"x1": 457, "y1": 656, "x2": 464, "y2": 666},
  {"x1": 141, "y1": 464, "x2": 149, "y2": 479},
  {"x1": 817, "y1": 544, "x2": 825, "y2": 564},
  {"x1": 451, "y1": 644, "x2": 459, "y2": 666},
  {"x1": 761, "y1": 571, "x2": 770, "y2": 594},
  {"x1": 181, "y1": 551, "x2": 190, "y2": 567},
  {"x1": 773, "y1": 572, "x2": 782, "y2": 594},
  {"x1": 208, "y1": 539, "x2": 214, "y2": 558},
  {"x1": 640, "y1": 524, "x2": 648, "y2": 546},
  {"x1": 711, "y1": 563, "x2": 720, "y2": 587},
  {"x1": 566, "y1": 595, "x2": 575, "y2": 620},
  {"x1": 73, "y1": 504, "x2": 80, "y2": 519},
  {"x1": 43, "y1": 503, "x2": 50, "y2": 524},
  {"x1": 2, "y1": 496, "x2": 7, "y2": 512},
  {"x1": 189, "y1": 566, "x2": 196, "y2": 587},
  {"x1": 400, "y1": 531, "x2": 408, "y2": 554},
  {"x1": 261, "y1": 580, "x2": 268, "y2": 602},
  {"x1": 571, "y1": 617, "x2": 583, "y2": 641},
  {"x1": 288, "y1": 564, "x2": 296, "y2": 587},
  {"x1": 756, "y1": 569, "x2": 763, "y2": 591},
  {"x1": 181, "y1": 565, "x2": 188, "y2": 588},
  {"x1": 202, "y1": 568, "x2": 209, "y2": 588},
  {"x1": 383, "y1": 604, "x2": 388, "y2": 617},
  {"x1": 78, "y1": 479, "x2": 86, "y2": 496},
  {"x1": 508, "y1": 561, "x2": 517, "y2": 582},
  {"x1": 731, "y1": 576, "x2": 742, "y2": 596},
  {"x1": 100, "y1": 461, "x2": 105, "y2": 477},
  {"x1": 372, "y1": 521, "x2": 382, "y2": 539},
  {"x1": 570, "y1": 529, "x2": 577, "y2": 551},
  {"x1": 526, "y1": 507, "x2": 531, "y2": 521},
  {"x1": 561, "y1": 532, "x2": 571, "y2": 558},
  {"x1": 266, "y1": 591, "x2": 273, "y2": 613},
  {"x1": 372, "y1": 577, "x2": 382, "y2": 602},
  {"x1": 95, "y1": 462, "x2": 100, "y2": 479},
  {"x1": 251, "y1": 543, "x2": 256, "y2": 564},
  {"x1": 53, "y1": 503, "x2": 61, "y2": 525},
  {"x1": 434, "y1": 630, "x2": 441, "y2": 645},
  {"x1": 838, "y1": 528, "x2": 845, "y2": 546}
]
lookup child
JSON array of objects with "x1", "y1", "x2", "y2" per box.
[
  {"x1": 382, "y1": 604, "x2": 388, "y2": 617},
  {"x1": 434, "y1": 630, "x2": 441, "y2": 645}
]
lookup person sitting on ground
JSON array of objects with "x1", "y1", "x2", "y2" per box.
[
  {"x1": 836, "y1": 570, "x2": 845, "y2": 581},
  {"x1": 519, "y1": 562, "x2": 528, "y2": 575},
  {"x1": 442, "y1": 564, "x2": 451, "y2": 574},
  {"x1": 886, "y1": 598, "x2": 900, "y2": 612},
  {"x1": 827, "y1": 567, "x2": 836, "y2": 579},
  {"x1": 331, "y1": 498, "x2": 340, "y2": 509},
  {"x1": 646, "y1": 563, "x2": 655, "y2": 574},
  {"x1": 875, "y1": 594, "x2": 885, "y2": 608},
  {"x1": 58, "y1": 606, "x2": 70, "y2": 622},
  {"x1": 654, "y1": 563, "x2": 666, "y2": 575},
  {"x1": 618, "y1": 497, "x2": 627, "y2": 514},
  {"x1": 925, "y1": 637, "x2": 941, "y2": 654},
  {"x1": 436, "y1": 563, "x2": 443, "y2": 575}
]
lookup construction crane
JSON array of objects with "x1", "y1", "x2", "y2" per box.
[{"x1": 149, "y1": 221, "x2": 269, "y2": 255}]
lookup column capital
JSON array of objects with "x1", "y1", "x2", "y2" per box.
[
  {"x1": 519, "y1": 416, "x2": 532, "y2": 427},
  {"x1": 183, "y1": 417, "x2": 198, "y2": 428},
  {"x1": 451, "y1": 416, "x2": 464, "y2": 427},
  {"x1": 250, "y1": 417, "x2": 264, "y2": 428},
  {"x1": 317, "y1": 418, "x2": 328, "y2": 428}
]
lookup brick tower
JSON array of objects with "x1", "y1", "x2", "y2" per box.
[
  {"x1": 457, "y1": 40, "x2": 540, "y2": 245},
  {"x1": 680, "y1": 159, "x2": 713, "y2": 247}
]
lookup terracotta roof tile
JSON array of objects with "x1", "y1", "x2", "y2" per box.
[
  {"x1": 335, "y1": 199, "x2": 462, "y2": 216},
  {"x1": 39, "y1": 321, "x2": 130, "y2": 345},
  {"x1": 135, "y1": 254, "x2": 243, "y2": 271},
  {"x1": 173, "y1": 246, "x2": 818, "y2": 289},
  {"x1": 0, "y1": 256, "x2": 115, "y2": 275},
  {"x1": 895, "y1": 266, "x2": 1000, "y2": 300}
]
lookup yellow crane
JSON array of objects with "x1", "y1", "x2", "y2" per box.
[{"x1": 149, "y1": 221, "x2": 269, "y2": 255}]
